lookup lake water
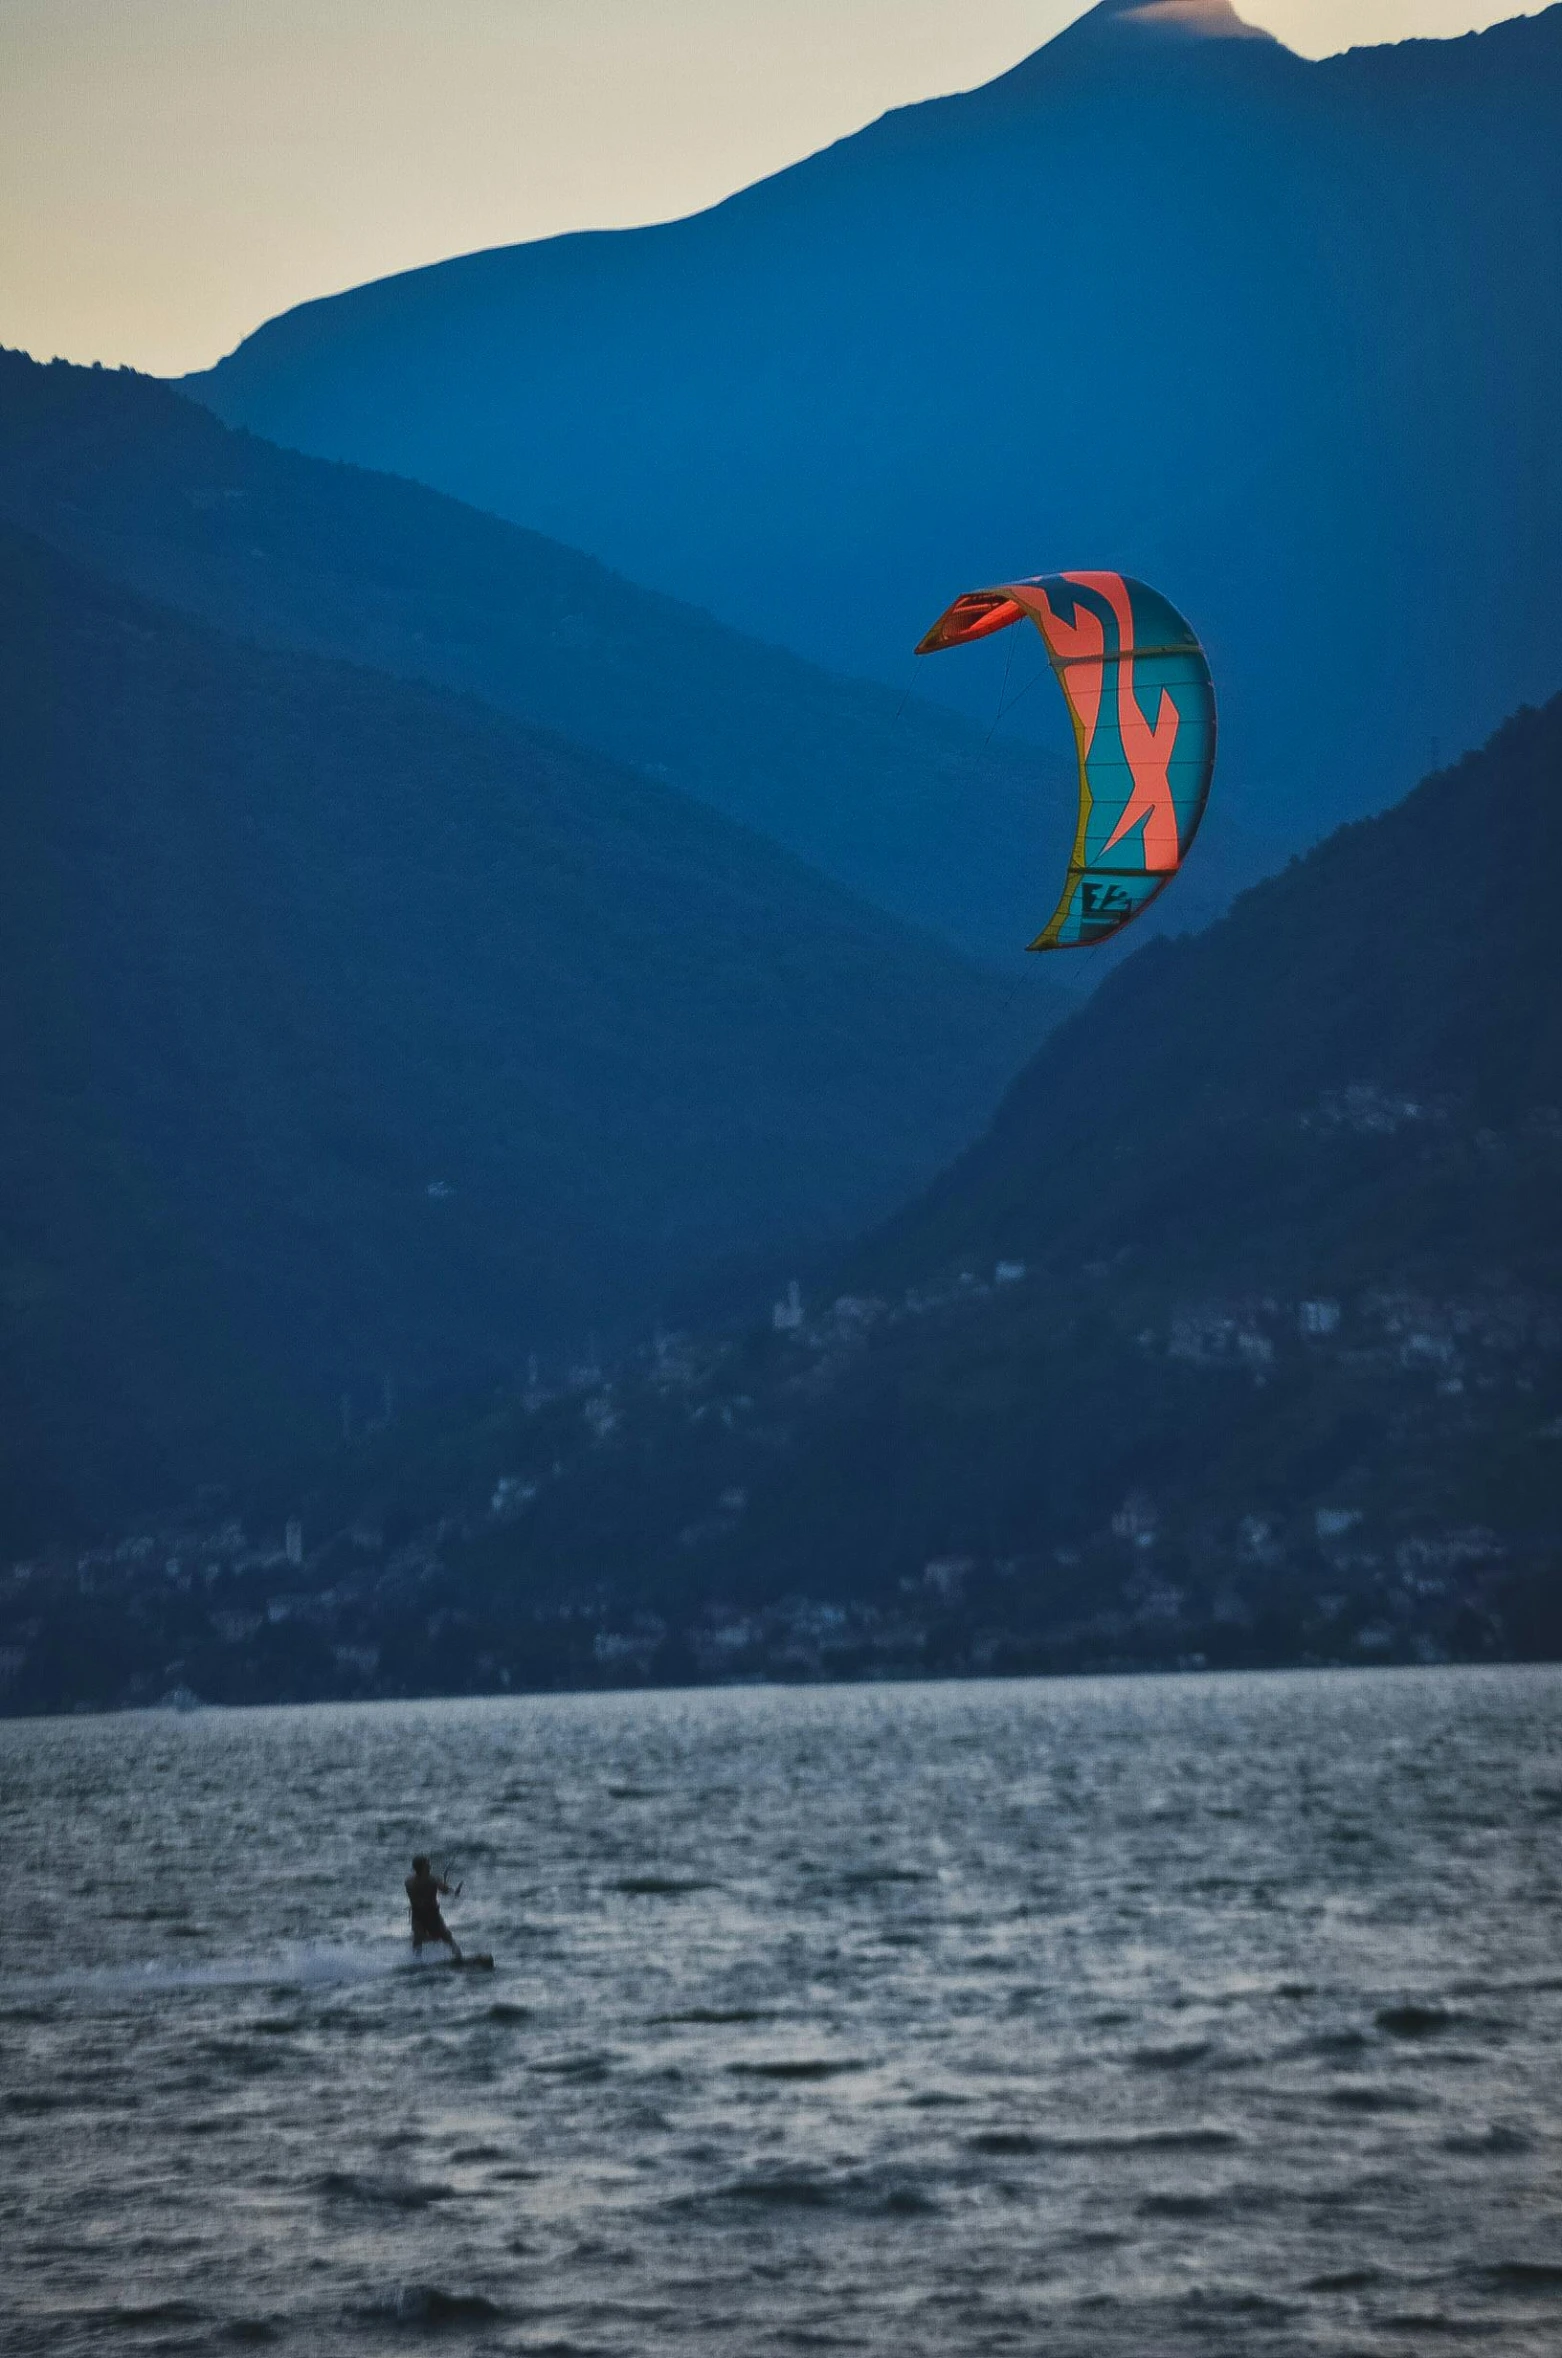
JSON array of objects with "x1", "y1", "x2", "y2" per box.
[{"x1": 5, "y1": 1669, "x2": 1562, "y2": 2355}]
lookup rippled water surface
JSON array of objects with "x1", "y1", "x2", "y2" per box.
[{"x1": 6, "y1": 1670, "x2": 1562, "y2": 2354}]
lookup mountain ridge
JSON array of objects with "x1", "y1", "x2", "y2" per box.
[
  {"x1": 8, "y1": 692, "x2": 1558, "y2": 1708},
  {"x1": 857, "y1": 697, "x2": 1562, "y2": 1295},
  {"x1": 0, "y1": 522, "x2": 1044, "y2": 1550},
  {"x1": 0, "y1": 346, "x2": 1157, "y2": 968},
  {"x1": 190, "y1": 6, "x2": 1562, "y2": 874}
]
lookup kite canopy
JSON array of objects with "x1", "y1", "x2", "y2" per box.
[{"x1": 916, "y1": 571, "x2": 1216, "y2": 950}]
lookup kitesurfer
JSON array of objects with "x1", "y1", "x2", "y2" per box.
[{"x1": 406, "y1": 1854, "x2": 462, "y2": 1960}]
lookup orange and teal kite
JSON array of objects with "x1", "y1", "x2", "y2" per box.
[{"x1": 917, "y1": 571, "x2": 1216, "y2": 950}]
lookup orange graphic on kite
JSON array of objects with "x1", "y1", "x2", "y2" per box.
[{"x1": 916, "y1": 570, "x2": 1216, "y2": 950}]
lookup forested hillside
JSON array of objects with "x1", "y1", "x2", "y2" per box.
[
  {"x1": 11, "y1": 698, "x2": 1558, "y2": 1709},
  {"x1": 0, "y1": 528, "x2": 1038, "y2": 1550}
]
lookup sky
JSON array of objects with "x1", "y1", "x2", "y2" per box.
[{"x1": 1, "y1": 0, "x2": 1550, "y2": 377}]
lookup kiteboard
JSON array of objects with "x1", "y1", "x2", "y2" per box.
[{"x1": 450, "y1": 1952, "x2": 494, "y2": 1971}]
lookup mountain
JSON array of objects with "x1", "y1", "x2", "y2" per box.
[
  {"x1": 12, "y1": 695, "x2": 1558, "y2": 1709},
  {"x1": 382, "y1": 689, "x2": 1562, "y2": 1628},
  {"x1": 864, "y1": 710, "x2": 1562, "y2": 1294},
  {"x1": 0, "y1": 347, "x2": 1112, "y2": 969},
  {"x1": 0, "y1": 526, "x2": 1044, "y2": 1553},
  {"x1": 191, "y1": 3, "x2": 1562, "y2": 857}
]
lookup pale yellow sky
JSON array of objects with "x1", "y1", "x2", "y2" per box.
[{"x1": 0, "y1": 1, "x2": 1549, "y2": 376}]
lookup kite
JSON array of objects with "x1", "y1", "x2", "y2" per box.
[{"x1": 916, "y1": 571, "x2": 1216, "y2": 950}]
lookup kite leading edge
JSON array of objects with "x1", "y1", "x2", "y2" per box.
[{"x1": 916, "y1": 572, "x2": 1216, "y2": 951}]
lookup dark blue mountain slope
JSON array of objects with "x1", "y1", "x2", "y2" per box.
[
  {"x1": 193, "y1": 1, "x2": 1562, "y2": 863},
  {"x1": 862, "y1": 693, "x2": 1562, "y2": 1291},
  {"x1": 17, "y1": 695, "x2": 1558, "y2": 1709},
  {"x1": 0, "y1": 526, "x2": 1041, "y2": 1549},
  {"x1": 0, "y1": 348, "x2": 1092, "y2": 969},
  {"x1": 321, "y1": 688, "x2": 1562, "y2": 1677}
]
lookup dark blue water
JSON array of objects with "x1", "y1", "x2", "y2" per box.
[{"x1": 5, "y1": 1669, "x2": 1562, "y2": 2354}]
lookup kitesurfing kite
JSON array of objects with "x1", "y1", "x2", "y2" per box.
[{"x1": 916, "y1": 571, "x2": 1216, "y2": 950}]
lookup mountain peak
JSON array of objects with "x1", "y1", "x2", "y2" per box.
[{"x1": 1064, "y1": 0, "x2": 1278, "y2": 44}]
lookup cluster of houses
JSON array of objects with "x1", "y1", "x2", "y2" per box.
[{"x1": 4, "y1": 1230, "x2": 1557, "y2": 1709}]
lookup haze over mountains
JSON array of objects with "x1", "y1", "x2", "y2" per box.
[{"x1": 193, "y1": 0, "x2": 1562, "y2": 865}]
